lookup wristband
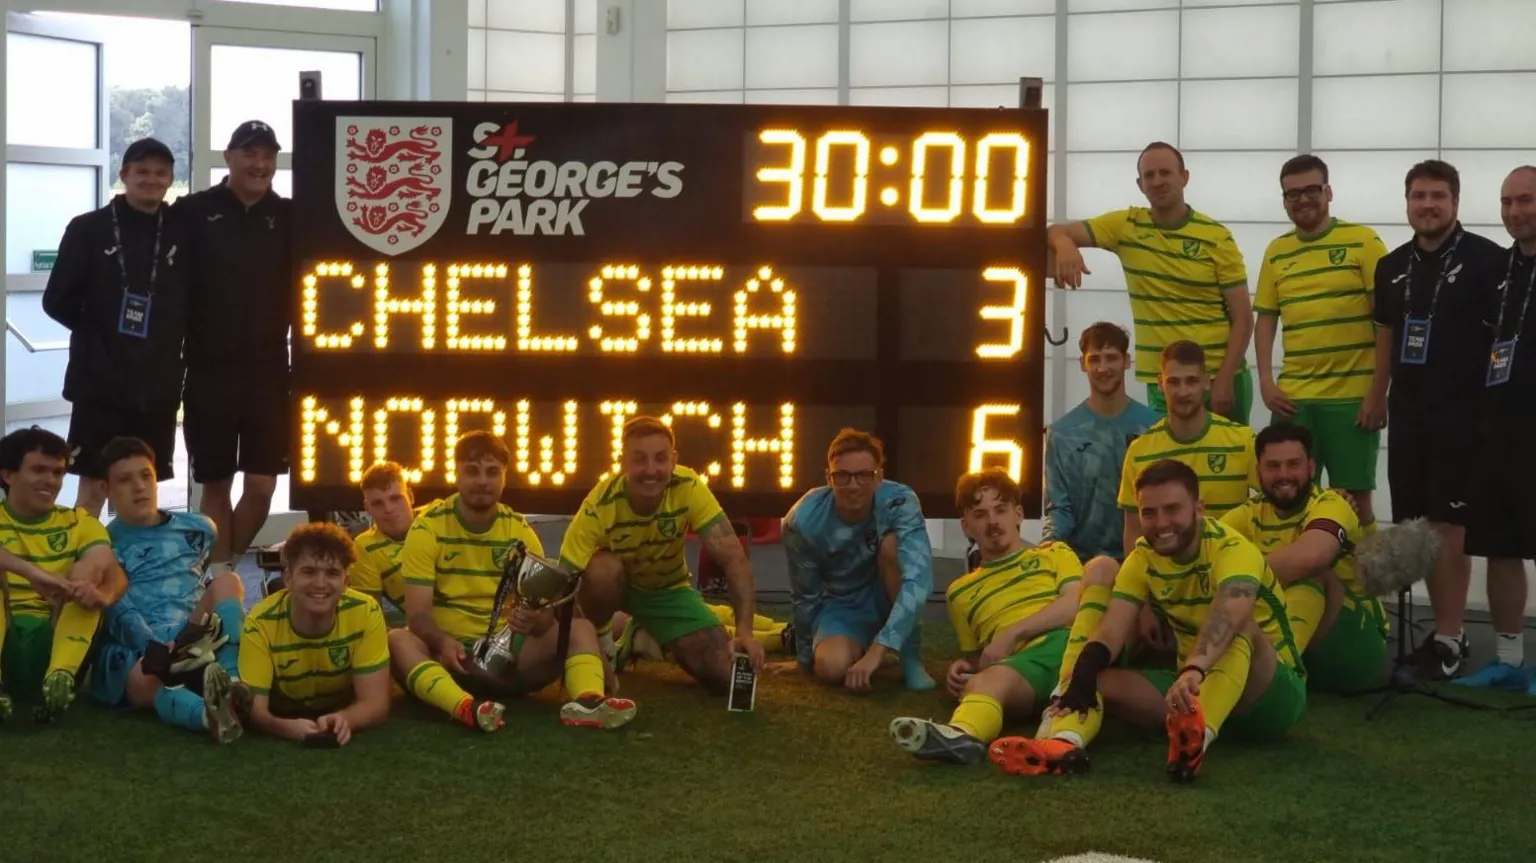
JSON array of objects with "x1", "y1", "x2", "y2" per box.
[{"x1": 1178, "y1": 664, "x2": 1207, "y2": 683}]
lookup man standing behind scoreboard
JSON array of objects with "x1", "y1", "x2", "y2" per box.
[
  {"x1": 781, "y1": 429, "x2": 936, "y2": 693},
  {"x1": 174, "y1": 121, "x2": 291, "y2": 578},
  {"x1": 560, "y1": 417, "x2": 766, "y2": 695},
  {"x1": 1048, "y1": 142, "x2": 1255, "y2": 424}
]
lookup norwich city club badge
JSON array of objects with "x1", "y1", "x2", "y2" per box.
[
  {"x1": 46, "y1": 531, "x2": 66, "y2": 553},
  {"x1": 656, "y1": 518, "x2": 678, "y2": 539},
  {"x1": 329, "y1": 645, "x2": 350, "y2": 668},
  {"x1": 1208, "y1": 453, "x2": 1228, "y2": 473},
  {"x1": 1182, "y1": 239, "x2": 1201, "y2": 258},
  {"x1": 1329, "y1": 247, "x2": 1347, "y2": 265},
  {"x1": 492, "y1": 545, "x2": 510, "y2": 569}
]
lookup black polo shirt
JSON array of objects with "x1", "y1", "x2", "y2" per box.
[
  {"x1": 173, "y1": 178, "x2": 291, "y2": 370},
  {"x1": 1482, "y1": 244, "x2": 1536, "y2": 418},
  {"x1": 1371, "y1": 225, "x2": 1506, "y2": 418}
]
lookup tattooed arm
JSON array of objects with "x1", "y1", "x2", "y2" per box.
[
  {"x1": 699, "y1": 518, "x2": 764, "y2": 667},
  {"x1": 1185, "y1": 577, "x2": 1260, "y2": 673}
]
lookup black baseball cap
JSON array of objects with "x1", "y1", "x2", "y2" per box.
[
  {"x1": 122, "y1": 137, "x2": 174, "y2": 166},
  {"x1": 227, "y1": 120, "x2": 281, "y2": 151}
]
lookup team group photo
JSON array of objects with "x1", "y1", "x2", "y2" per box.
[{"x1": 5, "y1": 2, "x2": 1536, "y2": 859}]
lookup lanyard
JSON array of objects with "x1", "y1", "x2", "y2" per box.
[
  {"x1": 109, "y1": 199, "x2": 163, "y2": 297},
  {"x1": 1401, "y1": 230, "x2": 1463, "y2": 321},
  {"x1": 1492, "y1": 250, "x2": 1536, "y2": 343}
]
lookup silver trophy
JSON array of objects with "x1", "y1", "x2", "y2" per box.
[{"x1": 468, "y1": 541, "x2": 583, "y2": 681}]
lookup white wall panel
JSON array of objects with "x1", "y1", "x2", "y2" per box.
[
  {"x1": 949, "y1": 16, "x2": 1055, "y2": 85},
  {"x1": 487, "y1": 0, "x2": 566, "y2": 32},
  {"x1": 849, "y1": 86, "x2": 949, "y2": 106},
  {"x1": 486, "y1": 29, "x2": 565, "y2": 92},
  {"x1": 1180, "y1": 5, "x2": 1299, "y2": 80},
  {"x1": 1224, "y1": 223, "x2": 1296, "y2": 293},
  {"x1": 467, "y1": 28, "x2": 486, "y2": 89},
  {"x1": 745, "y1": 24, "x2": 838, "y2": 89},
  {"x1": 670, "y1": 0, "x2": 744, "y2": 29},
  {"x1": 469, "y1": 0, "x2": 486, "y2": 28},
  {"x1": 953, "y1": 0, "x2": 1055, "y2": 15},
  {"x1": 1181, "y1": 78, "x2": 1297, "y2": 151},
  {"x1": 575, "y1": 0, "x2": 597, "y2": 34},
  {"x1": 745, "y1": 88, "x2": 839, "y2": 104},
  {"x1": 1313, "y1": 150, "x2": 1438, "y2": 225},
  {"x1": 573, "y1": 34, "x2": 595, "y2": 94},
  {"x1": 666, "y1": 89, "x2": 744, "y2": 103},
  {"x1": 850, "y1": 20, "x2": 949, "y2": 87},
  {"x1": 1065, "y1": 152, "x2": 1147, "y2": 222},
  {"x1": 1441, "y1": 74, "x2": 1536, "y2": 149},
  {"x1": 747, "y1": 0, "x2": 839, "y2": 26},
  {"x1": 1443, "y1": 0, "x2": 1536, "y2": 72},
  {"x1": 1065, "y1": 81, "x2": 1178, "y2": 152},
  {"x1": 949, "y1": 83, "x2": 1055, "y2": 116},
  {"x1": 1447, "y1": 150, "x2": 1536, "y2": 227},
  {"x1": 1186, "y1": 152, "x2": 1294, "y2": 224},
  {"x1": 667, "y1": 28, "x2": 744, "y2": 91},
  {"x1": 851, "y1": 0, "x2": 948, "y2": 21},
  {"x1": 1313, "y1": 0, "x2": 1440, "y2": 76},
  {"x1": 1068, "y1": 10, "x2": 1179, "y2": 82},
  {"x1": 486, "y1": 90, "x2": 566, "y2": 102},
  {"x1": 1070, "y1": 0, "x2": 1176, "y2": 11},
  {"x1": 1311, "y1": 75, "x2": 1439, "y2": 150}
]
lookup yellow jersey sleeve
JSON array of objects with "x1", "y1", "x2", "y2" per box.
[
  {"x1": 399, "y1": 522, "x2": 441, "y2": 590},
  {"x1": 946, "y1": 586, "x2": 980, "y2": 653},
  {"x1": 1111, "y1": 550, "x2": 1152, "y2": 606},
  {"x1": 75, "y1": 511, "x2": 110, "y2": 556},
  {"x1": 1212, "y1": 534, "x2": 1266, "y2": 591},
  {"x1": 1306, "y1": 492, "x2": 1360, "y2": 537},
  {"x1": 1051, "y1": 543, "x2": 1084, "y2": 592},
  {"x1": 1117, "y1": 443, "x2": 1140, "y2": 511},
  {"x1": 348, "y1": 537, "x2": 383, "y2": 597},
  {"x1": 1359, "y1": 228, "x2": 1388, "y2": 302},
  {"x1": 559, "y1": 498, "x2": 606, "y2": 571},
  {"x1": 1254, "y1": 240, "x2": 1281, "y2": 315},
  {"x1": 354, "y1": 599, "x2": 390, "y2": 675},
  {"x1": 686, "y1": 478, "x2": 728, "y2": 533},
  {"x1": 1244, "y1": 430, "x2": 1260, "y2": 494},
  {"x1": 238, "y1": 618, "x2": 274, "y2": 695},
  {"x1": 1218, "y1": 503, "x2": 1256, "y2": 541},
  {"x1": 1211, "y1": 230, "x2": 1248, "y2": 290},
  {"x1": 1082, "y1": 208, "x2": 1131, "y2": 251}
]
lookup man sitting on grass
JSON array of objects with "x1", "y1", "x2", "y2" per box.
[
  {"x1": 239, "y1": 522, "x2": 391, "y2": 747},
  {"x1": 91, "y1": 436, "x2": 247, "y2": 743},
  {"x1": 992, "y1": 459, "x2": 1305, "y2": 783},
  {"x1": 1222, "y1": 424, "x2": 1387, "y2": 693},
  {"x1": 0, "y1": 426, "x2": 127, "y2": 723},
  {"x1": 888, "y1": 468, "x2": 1081, "y2": 764},
  {"x1": 349, "y1": 460, "x2": 428, "y2": 613}
]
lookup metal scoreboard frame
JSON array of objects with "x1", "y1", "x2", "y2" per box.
[{"x1": 288, "y1": 100, "x2": 1050, "y2": 518}]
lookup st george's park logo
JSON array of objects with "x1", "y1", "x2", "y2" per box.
[{"x1": 336, "y1": 117, "x2": 453, "y2": 256}]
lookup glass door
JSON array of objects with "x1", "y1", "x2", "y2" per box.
[{"x1": 189, "y1": 24, "x2": 375, "y2": 546}]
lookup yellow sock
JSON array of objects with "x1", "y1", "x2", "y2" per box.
[
  {"x1": 406, "y1": 660, "x2": 476, "y2": 718},
  {"x1": 563, "y1": 652, "x2": 605, "y2": 699},
  {"x1": 1284, "y1": 579, "x2": 1326, "y2": 655},
  {"x1": 1057, "y1": 582, "x2": 1113, "y2": 691},
  {"x1": 0, "y1": 608, "x2": 9, "y2": 668},
  {"x1": 1047, "y1": 692, "x2": 1104, "y2": 747},
  {"x1": 1200, "y1": 635, "x2": 1253, "y2": 737},
  {"x1": 949, "y1": 693, "x2": 1004, "y2": 742},
  {"x1": 46, "y1": 602, "x2": 100, "y2": 677},
  {"x1": 1360, "y1": 519, "x2": 1379, "y2": 538}
]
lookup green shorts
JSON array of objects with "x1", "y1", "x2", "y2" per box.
[
  {"x1": 1, "y1": 613, "x2": 53, "y2": 703},
  {"x1": 1287, "y1": 399, "x2": 1379, "y2": 491},
  {"x1": 997, "y1": 628, "x2": 1068, "y2": 702},
  {"x1": 1138, "y1": 655, "x2": 1306, "y2": 743},
  {"x1": 625, "y1": 584, "x2": 721, "y2": 647},
  {"x1": 1147, "y1": 365, "x2": 1253, "y2": 425},
  {"x1": 1304, "y1": 600, "x2": 1388, "y2": 694}
]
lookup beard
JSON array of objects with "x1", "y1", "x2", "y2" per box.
[{"x1": 1264, "y1": 480, "x2": 1308, "y2": 511}]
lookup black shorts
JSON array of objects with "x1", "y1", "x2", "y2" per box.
[
  {"x1": 1386, "y1": 412, "x2": 1472, "y2": 526},
  {"x1": 65, "y1": 400, "x2": 177, "y2": 480},
  {"x1": 183, "y1": 366, "x2": 290, "y2": 484},
  {"x1": 1465, "y1": 422, "x2": 1536, "y2": 559}
]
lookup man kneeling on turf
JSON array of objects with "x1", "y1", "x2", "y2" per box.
[
  {"x1": 92, "y1": 437, "x2": 247, "y2": 742},
  {"x1": 0, "y1": 426, "x2": 127, "y2": 723},
  {"x1": 392, "y1": 431, "x2": 634, "y2": 732},
  {"x1": 349, "y1": 460, "x2": 426, "y2": 613},
  {"x1": 993, "y1": 460, "x2": 1306, "y2": 783},
  {"x1": 783, "y1": 429, "x2": 935, "y2": 692},
  {"x1": 1222, "y1": 424, "x2": 1387, "y2": 693},
  {"x1": 561, "y1": 417, "x2": 766, "y2": 695},
  {"x1": 889, "y1": 469, "x2": 1082, "y2": 763},
  {"x1": 239, "y1": 523, "x2": 390, "y2": 746}
]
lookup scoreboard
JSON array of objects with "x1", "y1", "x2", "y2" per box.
[{"x1": 289, "y1": 101, "x2": 1049, "y2": 518}]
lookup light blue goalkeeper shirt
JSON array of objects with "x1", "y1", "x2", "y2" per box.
[{"x1": 1041, "y1": 398, "x2": 1161, "y2": 561}]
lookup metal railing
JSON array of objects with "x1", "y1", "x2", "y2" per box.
[{"x1": 6, "y1": 320, "x2": 67, "y2": 353}]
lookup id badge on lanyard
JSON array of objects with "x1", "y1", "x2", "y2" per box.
[
  {"x1": 1487, "y1": 339, "x2": 1516, "y2": 386},
  {"x1": 1487, "y1": 251, "x2": 1536, "y2": 386},
  {"x1": 119, "y1": 290, "x2": 152, "y2": 338},
  {"x1": 1401, "y1": 318, "x2": 1431, "y2": 364}
]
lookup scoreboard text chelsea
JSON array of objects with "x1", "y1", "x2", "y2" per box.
[{"x1": 290, "y1": 101, "x2": 1049, "y2": 518}]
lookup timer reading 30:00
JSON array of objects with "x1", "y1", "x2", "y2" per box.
[{"x1": 745, "y1": 128, "x2": 1032, "y2": 226}]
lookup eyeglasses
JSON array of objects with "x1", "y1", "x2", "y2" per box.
[
  {"x1": 828, "y1": 470, "x2": 878, "y2": 487},
  {"x1": 1282, "y1": 185, "x2": 1326, "y2": 202}
]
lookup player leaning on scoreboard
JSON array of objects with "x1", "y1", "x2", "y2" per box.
[
  {"x1": 1048, "y1": 142, "x2": 1255, "y2": 424},
  {"x1": 1253, "y1": 154, "x2": 1389, "y2": 528}
]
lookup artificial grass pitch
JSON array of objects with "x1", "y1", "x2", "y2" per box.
[{"x1": 3, "y1": 619, "x2": 1535, "y2": 863}]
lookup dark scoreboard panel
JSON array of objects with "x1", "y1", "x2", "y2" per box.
[{"x1": 290, "y1": 101, "x2": 1048, "y2": 517}]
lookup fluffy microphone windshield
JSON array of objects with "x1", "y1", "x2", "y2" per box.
[{"x1": 1355, "y1": 517, "x2": 1441, "y2": 597}]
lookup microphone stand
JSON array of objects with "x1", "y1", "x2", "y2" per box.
[{"x1": 1346, "y1": 588, "x2": 1494, "y2": 720}]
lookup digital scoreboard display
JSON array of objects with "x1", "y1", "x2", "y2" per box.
[{"x1": 290, "y1": 101, "x2": 1048, "y2": 517}]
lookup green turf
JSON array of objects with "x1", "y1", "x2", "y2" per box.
[{"x1": 4, "y1": 618, "x2": 1535, "y2": 863}]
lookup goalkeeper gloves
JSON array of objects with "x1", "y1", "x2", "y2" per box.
[
  {"x1": 1057, "y1": 641, "x2": 1111, "y2": 714},
  {"x1": 169, "y1": 612, "x2": 229, "y2": 674}
]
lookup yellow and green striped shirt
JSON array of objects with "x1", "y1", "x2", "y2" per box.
[
  {"x1": 1255, "y1": 219, "x2": 1388, "y2": 400},
  {"x1": 1084, "y1": 206, "x2": 1249, "y2": 382},
  {"x1": 559, "y1": 465, "x2": 726, "y2": 591},
  {"x1": 945, "y1": 541, "x2": 1082, "y2": 654},
  {"x1": 1113, "y1": 518, "x2": 1300, "y2": 669},
  {"x1": 348, "y1": 502, "x2": 433, "y2": 609},
  {"x1": 238, "y1": 588, "x2": 390, "y2": 714},
  {"x1": 1117, "y1": 415, "x2": 1259, "y2": 516},
  {"x1": 399, "y1": 494, "x2": 544, "y2": 641},
  {"x1": 0, "y1": 501, "x2": 110, "y2": 617}
]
